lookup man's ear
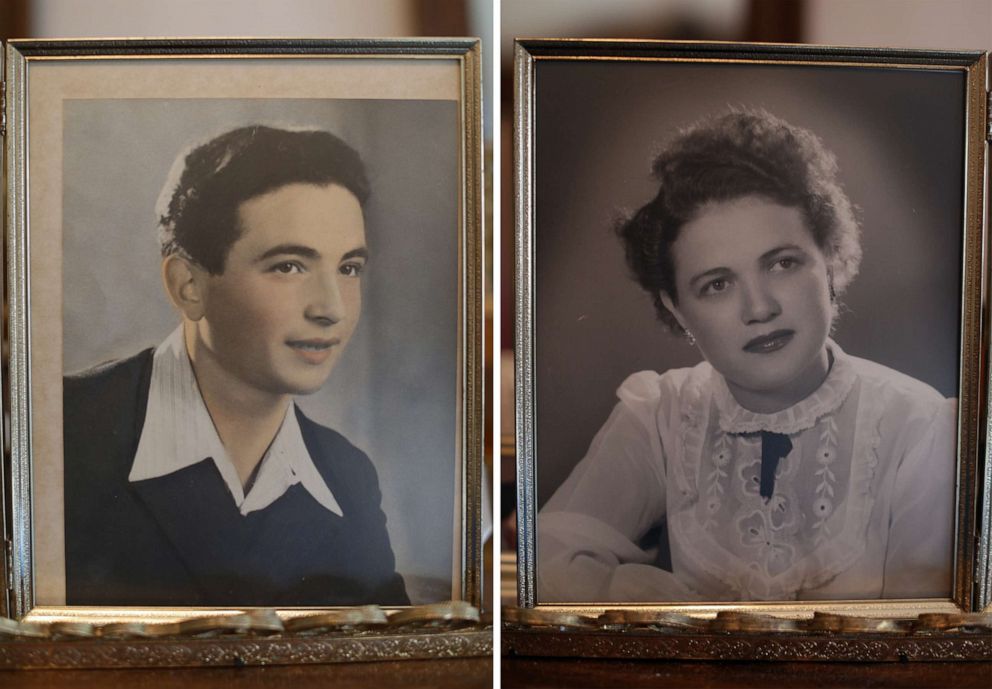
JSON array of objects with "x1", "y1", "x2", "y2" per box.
[
  {"x1": 659, "y1": 291, "x2": 688, "y2": 332},
  {"x1": 162, "y1": 254, "x2": 207, "y2": 321}
]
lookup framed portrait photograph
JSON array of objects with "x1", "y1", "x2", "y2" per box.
[
  {"x1": 512, "y1": 39, "x2": 990, "y2": 659},
  {"x1": 1, "y1": 37, "x2": 484, "y2": 648}
]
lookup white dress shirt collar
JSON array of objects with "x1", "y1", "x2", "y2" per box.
[{"x1": 128, "y1": 327, "x2": 343, "y2": 517}]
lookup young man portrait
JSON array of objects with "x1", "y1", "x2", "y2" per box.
[{"x1": 63, "y1": 125, "x2": 410, "y2": 606}]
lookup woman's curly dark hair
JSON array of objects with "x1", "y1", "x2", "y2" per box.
[{"x1": 616, "y1": 108, "x2": 861, "y2": 333}]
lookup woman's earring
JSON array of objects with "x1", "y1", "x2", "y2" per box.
[{"x1": 685, "y1": 329, "x2": 696, "y2": 346}]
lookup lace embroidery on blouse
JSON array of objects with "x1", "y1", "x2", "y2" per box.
[
  {"x1": 812, "y1": 416, "x2": 839, "y2": 544},
  {"x1": 668, "y1": 341, "x2": 884, "y2": 599},
  {"x1": 677, "y1": 375, "x2": 706, "y2": 501},
  {"x1": 732, "y1": 438, "x2": 802, "y2": 578},
  {"x1": 702, "y1": 431, "x2": 731, "y2": 531},
  {"x1": 710, "y1": 345, "x2": 857, "y2": 435}
]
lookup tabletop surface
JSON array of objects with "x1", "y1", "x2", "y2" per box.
[
  {"x1": 502, "y1": 657, "x2": 992, "y2": 689},
  {"x1": 0, "y1": 657, "x2": 493, "y2": 689}
]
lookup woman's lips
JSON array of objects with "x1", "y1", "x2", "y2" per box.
[
  {"x1": 743, "y1": 329, "x2": 794, "y2": 354},
  {"x1": 287, "y1": 338, "x2": 339, "y2": 365}
]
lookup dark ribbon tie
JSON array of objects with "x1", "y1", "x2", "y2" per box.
[{"x1": 759, "y1": 431, "x2": 793, "y2": 501}]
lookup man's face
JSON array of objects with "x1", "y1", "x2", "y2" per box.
[{"x1": 195, "y1": 182, "x2": 367, "y2": 398}]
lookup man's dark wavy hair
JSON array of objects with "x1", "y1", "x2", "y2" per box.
[
  {"x1": 157, "y1": 125, "x2": 370, "y2": 274},
  {"x1": 616, "y1": 108, "x2": 861, "y2": 333}
]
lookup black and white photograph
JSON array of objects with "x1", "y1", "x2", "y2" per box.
[
  {"x1": 5, "y1": 43, "x2": 484, "y2": 616},
  {"x1": 519, "y1": 46, "x2": 984, "y2": 605}
]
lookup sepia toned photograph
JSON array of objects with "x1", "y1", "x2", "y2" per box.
[
  {"x1": 5, "y1": 39, "x2": 484, "y2": 620},
  {"x1": 515, "y1": 41, "x2": 987, "y2": 609}
]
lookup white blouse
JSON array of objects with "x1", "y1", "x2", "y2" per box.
[{"x1": 538, "y1": 342, "x2": 957, "y2": 602}]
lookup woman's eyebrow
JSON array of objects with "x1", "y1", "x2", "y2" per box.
[
  {"x1": 760, "y1": 244, "x2": 807, "y2": 261},
  {"x1": 687, "y1": 245, "x2": 811, "y2": 288},
  {"x1": 689, "y1": 266, "x2": 731, "y2": 290}
]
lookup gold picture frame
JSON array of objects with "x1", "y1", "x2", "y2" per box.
[
  {"x1": 512, "y1": 38, "x2": 989, "y2": 660},
  {"x1": 1, "y1": 37, "x2": 487, "y2": 666}
]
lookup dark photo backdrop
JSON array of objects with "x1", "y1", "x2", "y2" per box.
[{"x1": 534, "y1": 61, "x2": 965, "y2": 505}]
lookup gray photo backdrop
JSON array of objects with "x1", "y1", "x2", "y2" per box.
[
  {"x1": 535, "y1": 61, "x2": 965, "y2": 505},
  {"x1": 63, "y1": 98, "x2": 458, "y2": 603}
]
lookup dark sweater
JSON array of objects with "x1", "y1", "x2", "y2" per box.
[{"x1": 63, "y1": 348, "x2": 409, "y2": 606}]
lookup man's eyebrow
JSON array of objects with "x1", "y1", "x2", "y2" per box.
[
  {"x1": 254, "y1": 244, "x2": 320, "y2": 262},
  {"x1": 342, "y1": 247, "x2": 369, "y2": 262},
  {"x1": 254, "y1": 245, "x2": 369, "y2": 263}
]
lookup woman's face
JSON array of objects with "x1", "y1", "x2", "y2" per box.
[{"x1": 661, "y1": 195, "x2": 833, "y2": 412}]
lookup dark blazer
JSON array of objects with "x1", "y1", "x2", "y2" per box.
[{"x1": 63, "y1": 349, "x2": 409, "y2": 607}]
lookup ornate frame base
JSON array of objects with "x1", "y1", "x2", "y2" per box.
[
  {"x1": 0, "y1": 628, "x2": 492, "y2": 669},
  {"x1": 503, "y1": 628, "x2": 990, "y2": 662}
]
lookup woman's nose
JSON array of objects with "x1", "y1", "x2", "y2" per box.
[
  {"x1": 740, "y1": 278, "x2": 781, "y2": 324},
  {"x1": 304, "y1": 271, "x2": 345, "y2": 325}
]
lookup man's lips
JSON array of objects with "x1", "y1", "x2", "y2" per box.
[
  {"x1": 287, "y1": 338, "x2": 340, "y2": 364},
  {"x1": 743, "y1": 329, "x2": 794, "y2": 354}
]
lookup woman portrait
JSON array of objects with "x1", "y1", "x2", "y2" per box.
[{"x1": 531, "y1": 61, "x2": 966, "y2": 603}]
